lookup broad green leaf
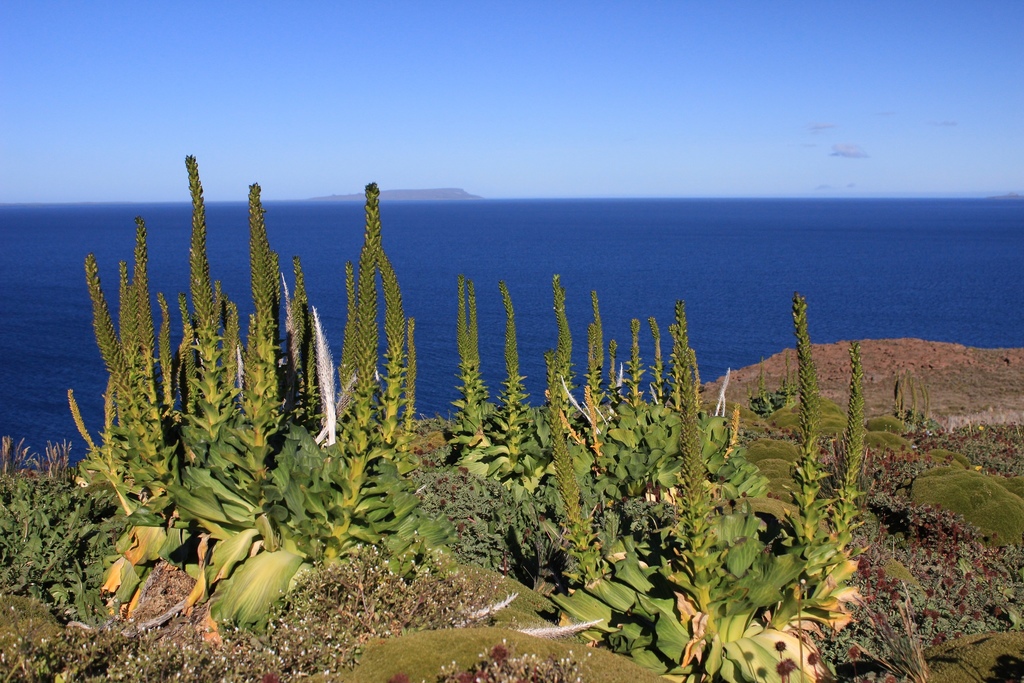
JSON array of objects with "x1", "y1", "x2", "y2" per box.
[
  {"x1": 211, "y1": 528, "x2": 260, "y2": 583},
  {"x1": 210, "y1": 549, "x2": 305, "y2": 628}
]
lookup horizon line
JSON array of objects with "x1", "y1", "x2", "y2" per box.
[{"x1": 2, "y1": 191, "x2": 1020, "y2": 207}]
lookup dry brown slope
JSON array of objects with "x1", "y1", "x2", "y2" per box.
[{"x1": 704, "y1": 339, "x2": 1024, "y2": 424}]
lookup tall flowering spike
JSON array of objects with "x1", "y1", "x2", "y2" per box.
[
  {"x1": 248, "y1": 183, "x2": 281, "y2": 348},
  {"x1": 586, "y1": 291, "x2": 604, "y2": 403},
  {"x1": 132, "y1": 217, "x2": 155, "y2": 367},
  {"x1": 842, "y1": 341, "x2": 866, "y2": 492},
  {"x1": 456, "y1": 274, "x2": 469, "y2": 361},
  {"x1": 223, "y1": 302, "x2": 241, "y2": 389},
  {"x1": 117, "y1": 260, "x2": 136, "y2": 366},
  {"x1": 627, "y1": 318, "x2": 644, "y2": 405},
  {"x1": 244, "y1": 182, "x2": 282, "y2": 426},
  {"x1": 607, "y1": 339, "x2": 619, "y2": 398},
  {"x1": 547, "y1": 349, "x2": 582, "y2": 526},
  {"x1": 85, "y1": 254, "x2": 128, "y2": 393},
  {"x1": 281, "y1": 275, "x2": 297, "y2": 404},
  {"x1": 793, "y1": 293, "x2": 820, "y2": 449},
  {"x1": 670, "y1": 301, "x2": 704, "y2": 507},
  {"x1": 351, "y1": 183, "x2": 381, "y2": 395},
  {"x1": 157, "y1": 293, "x2": 174, "y2": 408},
  {"x1": 791, "y1": 292, "x2": 829, "y2": 546},
  {"x1": 499, "y1": 281, "x2": 527, "y2": 410},
  {"x1": 378, "y1": 245, "x2": 408, "y2": 446},
  {"x1": 467, "y1": 280, "x2": 481, "y2": 369},
  {"x1": 454, "y1": 274, "x2": 487, "y2": 421},
  {"x1": 668, "y1": 300, "x2": 692, "y2": 411},
  {"x1": 404, "y1": 317, "x2": 417, "y2": 429},
  {"x1": 339, "y1": 260, "x2": 357, "y2": 381},
  {"x1": 379, "y1": 253, "x2": 405, "y2": 362},
  {"x1": 290, "y1": 257, "x2": 316, "y2": 406},
  {"x1": 176, "y1": 292, "x2": 196, "y2": 414},
  {"x1": 552, "y1": 275, "x2": 572, "y2": 390},
  {"x1": 185, "y1": 156, "x2": 215, "y2": 330},
  {"x1": 648, "y1": 317, "x2": 665, "y2": 404}
]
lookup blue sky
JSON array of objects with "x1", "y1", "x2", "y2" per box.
[{"x1": 1, "y1": 2, "x2": 1021, "y2": 202}]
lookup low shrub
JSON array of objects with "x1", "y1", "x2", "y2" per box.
[
  {"x1": 0, "y1": 547, "x2": 534, "y2": 682},
  {"x1": 0, "y1": 473, "x2": 124, "y2": 623},
  {"x1": 254, "y1": 545, "x2": 509, "y2": 675},
  {"x1": 915, "y1": 425, "x2": 1024, "y2": 477},
  {"x1": 412, "y1": 467, "x2": 518, "y2": 573},
  {"x1": 0, "y1": 595, "x2": 64, "y2": 680}
]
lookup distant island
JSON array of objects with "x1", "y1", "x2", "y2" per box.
[
  {"x1": 309, "y1": 188, "x2": 483, "y2": 201},
  {"x1": 987, "y1": 192, "x2": 1023, "y2": 200}
]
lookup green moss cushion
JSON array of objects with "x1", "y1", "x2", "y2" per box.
[
  {"x1": 767, "y1": 407, "x2": 801, "y2": 433},
  {"x1": 767, "y1": 400, "x2": 845, "y2": 436},
  {"x1": 753, "y1": 458, "x2": 797, "y2": 502},
  {"x1": 911, "y1": 467, "x2": 1024, "y2": 545},
  {"x1": 927, "y1": 448, "x2": 971, "y2": 468},
  {"x1": 819, "y1": 398, "x2": 846, "y2": 418},
  {"x1": 882, "y1": 559, "x2": 919, "y2": 587},
  {"x1": 996, "y1": 476, "x2": 1024, "y2": 502},
  {"x1": 346, "y1": 627, "x2": 666, "y2": 683},
  {"x1": 865, "y1": 415, "x2": 905, "y2": 434},
  {"x1": 746, "y1": 439, "x2": 801, "y2": 464},
  {"x1": 724, "y1": 401, "x2": 761, "y2": 425},
  {"x1": 818, "y1": 415, "x2": 846, "y2": 437},
  {"x1": 865, "y1": 430, "x2": 913, "y2": 452},
  {"x1": 925, "y1": 631, "x2": 1024, "y2": 683},
  {"x1": 451, "y1": 565, "x2": 557, "y2": 630}
]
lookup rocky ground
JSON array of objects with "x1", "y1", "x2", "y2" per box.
[{"x1": 704, "y1": 338, "x2": 1024, "y2": 427}]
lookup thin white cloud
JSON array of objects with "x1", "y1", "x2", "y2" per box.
[
  {"x1": 808, "y1": 122, "x2": 837, "y2": 133},
  {"x1": 929, "y1": 120, "x2": 958, "y2": 127},
  {"x1": 830, "y1": 143, "x2": 868, "y2": 158}
]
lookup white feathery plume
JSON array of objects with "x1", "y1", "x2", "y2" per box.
[
  {"x1": 457, "y1": 593, "x2": 518, "y2": 626},
  {"x1": 715, "y1": 368, "x2": 731, "y2": 417},
  {"x1": 235, "y1": 344, "x2": 244, "y2": 390},
  {"x1": 562, "y1": 376, "x2": 599, "y2": 433},
  {"x1": 516, "y1": 619, "x2": 603, "y2": 639},
  {"x1": 312, "y1": 306, "x2": 337, "y2": 446}
]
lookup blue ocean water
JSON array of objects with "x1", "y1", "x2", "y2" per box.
[{"x1": 1, "y1": 199, "x2": 1022, "y2": 460}]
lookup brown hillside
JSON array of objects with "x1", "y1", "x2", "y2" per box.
[{"x1": 704, "y1": 339, "x2": 1024, "y2": 427}]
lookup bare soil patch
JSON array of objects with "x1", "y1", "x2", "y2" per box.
[{"x1": 704, "y1": 338, "x2": 1024, "y2": 425}]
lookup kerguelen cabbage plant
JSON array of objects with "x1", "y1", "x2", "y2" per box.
[
  {"x1": 71, "y1": 157, "x2": 450, "y2": 631},
  {"x1": 451, "y1": 283, "x2": 865, "y2": 682}
]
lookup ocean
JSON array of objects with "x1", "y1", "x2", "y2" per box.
[{"x1": 1, "y1": 198, "x2": 1022, "y2": 460}]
